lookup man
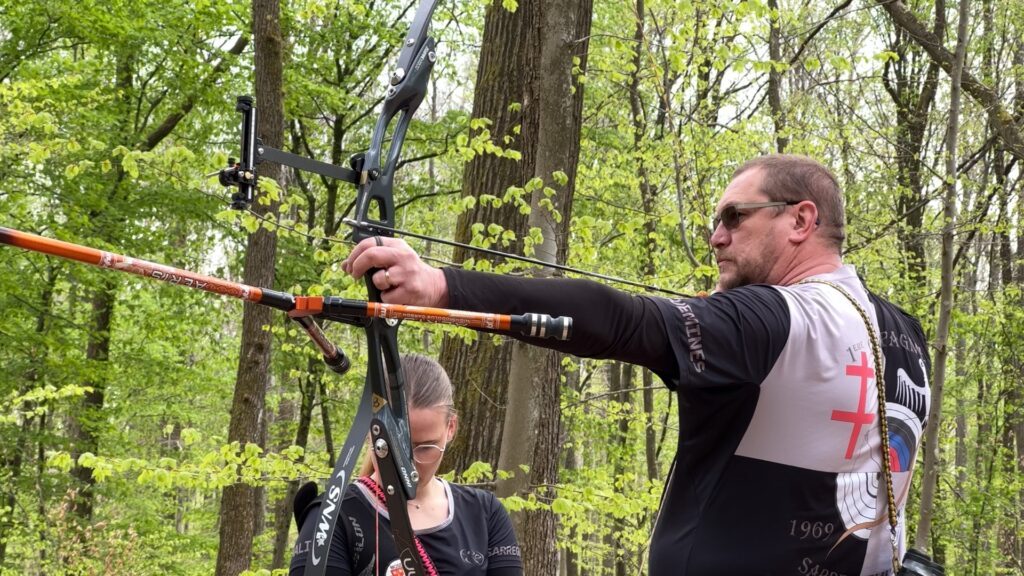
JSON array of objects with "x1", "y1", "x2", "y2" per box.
[{"x1": 342, "y1": 154, "x2": 931, "y2": 575}]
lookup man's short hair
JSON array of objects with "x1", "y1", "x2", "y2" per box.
[{"x1": 733, "y1": 154, "x2": 845, "y2": 251}]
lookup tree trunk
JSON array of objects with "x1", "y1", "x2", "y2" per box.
[
  {"x1": 267, "y1": 380, "x2": 295, "y2": 570},
  {"x1": 1003, "y1": 37, "x2": 1024, "y2": 571},
  {"x1": 271, "y1": 360, "x2": 318, "y2": 570},
  {"x1": 497, "y1": 0, "x2": 593, "y2": 573},
  {"x1": 1010, "y1": 230, "x2": 1024, "y2": 571},
  {"x1": 499, "y1": 343, "x2": 561, "y2": 571},
  {"x1": 438, "y1": 0, "x2": 531, "y2": 477},
  {"x1": 61, "y1": 10, "x2": 247, "y2": 534},
  {"x1": 68, "y1": 278, "x2": 115, "y2": 521},
  {"x1": 601, "y1": 363, "x2": 623, "y2": 574},
  {"x1": 36, "y1": 413, "x2": 48, "y2": 569},
  {"x1": 914, "y1": 0, "x2": 968, "y2": 550},
  {"x1": 954, "y1": 247, "x2": 978, "y2": 497},
  {"x1": 881, "y1": 0, "x2": 942, "y2": 285},
  {"x1": 561, "y1": 365, "x2": 583, "y2": 576},
  {"x1": 642, "y1": 370, "x2": 659, "y2": 481},
  {"x1": 628, "y1": 0, "x2": 665, "y2": 491},
  {"x1": 0, "y1": 266, "x2": 56, "y2": 566},
  {"x1": 613, "y1": 364, "x2": 632, "y2": 576},
  {"x1": 318, "y1": 379, "x2": 335, "y2": 463},
  {"x1": 66, "y1": 48, "x2": 136, "y2": 524},
  {"x1": 215, "y1": 0, "x2": 284, "y2": 573},
  {"x1": 767, "y1": 0, "x2": 787, "y2": 153}
]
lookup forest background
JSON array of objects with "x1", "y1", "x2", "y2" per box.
[{"x1": 0, "y1": 0, "x2": 1022, "y2": 574}]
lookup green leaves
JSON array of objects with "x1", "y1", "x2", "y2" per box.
[
  {"x1": 49, "y1": 442, "x2": 311, "y2": 492},
  {"x1": 455, "y1": 118, "x2": 523, "y2": 161},
  {"x1": 0, "y1": 0, "x2": 1019, "y2": 573}
]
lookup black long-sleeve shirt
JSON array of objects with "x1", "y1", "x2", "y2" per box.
[{"x1": 443, "y1": 265, "x2": 931, "y2": 576}]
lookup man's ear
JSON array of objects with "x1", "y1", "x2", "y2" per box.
[{"x1": 791, "y1": 201, "x2": 818, "y2": 243}]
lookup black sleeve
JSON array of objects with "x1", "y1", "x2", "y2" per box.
[
  {"x1": 484, "y1": 491, "x2": 523, "y2": 573},
  {"x1": 443, "y1": 268, "x2": 677, "y2": 378},
  {"x1": 289, "y1": 501, "x2": 353, "y2": 576},
  {"x1": 650, "y1": 284, "x2": 790, "y2": 389}
]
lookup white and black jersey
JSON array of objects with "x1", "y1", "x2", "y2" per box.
[
  {"x1": 290, "y1": 478, "x2": 522, "y2": 576},
  {"x1": 442, "y1": 265, "x2": 930, "y2": 576}
]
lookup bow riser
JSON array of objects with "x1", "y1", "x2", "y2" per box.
[{"x1": 353, "y1": 37, "x2": 437, "y2": 242}]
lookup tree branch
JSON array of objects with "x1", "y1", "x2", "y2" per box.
[
  {"x1": 876, "y1": 0, "x2": 1024, "y2": 160},
  {"x1": 141, "y1": 34, "x2": 249, "y2": 152}
]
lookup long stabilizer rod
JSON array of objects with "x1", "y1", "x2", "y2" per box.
[{"x1": 0, "y1": 227, "x2": 571, "y2": 340}]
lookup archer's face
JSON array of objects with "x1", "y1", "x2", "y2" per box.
[
  {"x1": 710, "y1": 169, "x2": 788, "y2": 290},
  {"x1": 408, "y1": 406, "x2": 456, "y2": 486}
]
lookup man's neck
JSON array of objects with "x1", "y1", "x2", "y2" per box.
[{"x1": 775, "y1": 254, "x2": 843, "y2": 286}]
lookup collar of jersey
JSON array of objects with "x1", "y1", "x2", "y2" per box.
[{"x1": 354, "y1": 476, "x2": 455, "y2": 534}]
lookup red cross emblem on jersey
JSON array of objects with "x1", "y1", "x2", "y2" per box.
[{"x1": 831, "y1": 351, "x2": 876, "y2": 459}]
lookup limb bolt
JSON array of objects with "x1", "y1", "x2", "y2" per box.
[{"x1": 374, "y1": 438, "x2": 389, "y2": 459}]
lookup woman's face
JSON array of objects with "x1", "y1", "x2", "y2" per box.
[{"x1": 408, "y1": 405, "x2": 456, "y2": 486}]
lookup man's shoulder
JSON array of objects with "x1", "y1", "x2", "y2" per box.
[
  {"x1": 868, "y1": 291, "x2": 926, "y2": 332},
  {"x1": 868, "y1": 290, "x2": 928, "y2": 357},
  {"x1": 668, "y1": 283, "x2": 786, "y2": 311},
  {"x1": 868, "y1": 290, "x2": 919, "y2": 317}
]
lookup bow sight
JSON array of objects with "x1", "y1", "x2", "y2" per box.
[
  {"x1": 216, "y1": 0, "x2": 438, "y2": 221},
  {"x1": 217, "y1": 95, "x2": 362, "y2": 211}
]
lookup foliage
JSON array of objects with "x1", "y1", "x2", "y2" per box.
[{"x1": 1, "y1": 0, "x2": 1023, "y2": 573}]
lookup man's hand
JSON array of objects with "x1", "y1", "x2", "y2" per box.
[{"x1": 341, "y1": 237, "x2": 449, "y2": 307}]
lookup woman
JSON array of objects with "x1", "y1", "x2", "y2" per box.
[{"x1": 289, "y1": 354, "x2": 523, "y2": 576}]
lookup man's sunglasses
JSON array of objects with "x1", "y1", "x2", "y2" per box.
[{"x1": 712, "y1": 200, "x2": 802, "y2": 231}]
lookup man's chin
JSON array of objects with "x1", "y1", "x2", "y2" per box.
[
  {"x1": 718, "y1": 270, "x2": 757, "y2": 291},
  {"x1": 716, "y1": 272, "x2": 737, "y2": 291}
]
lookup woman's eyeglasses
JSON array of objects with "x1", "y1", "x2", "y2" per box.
[
  {"x1": 412, "y1": 443, "x2": 446, "y2": 464},
  {"x1": 713, "y1": 200, "x2": 801, "y2": 231}
]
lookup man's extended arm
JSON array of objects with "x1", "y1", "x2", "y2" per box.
[
  {"x1": 340, "y1": 237, "x2": 677, "y2": 379},
  {"x1": 443, "y1": 268, "x2": 677, "y2": 377}
]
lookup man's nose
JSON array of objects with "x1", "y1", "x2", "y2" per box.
[{"x1": 710, "y1": 223, "x2": 729, "y2": 248}]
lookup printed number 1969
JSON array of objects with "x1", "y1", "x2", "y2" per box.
[{"x1": 790, "y1": 520, "x2": 835, "y2": 540}]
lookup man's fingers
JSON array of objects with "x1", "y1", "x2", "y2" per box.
[
  {"x1": 371, "y1": 268, "x2": 395, "y2": 292},
  {"x1": 344, "y1": 238, "x2": 405, "y2": 278},
  {"x1": 342, "y1": 237, "x2": 445, "y2": 307},
  {"x1": 341, "y1": 237, "x2": 377, "y2": 275},
  {"x1": 381, "y1": 282, "x2": 415, "y2": 305}
]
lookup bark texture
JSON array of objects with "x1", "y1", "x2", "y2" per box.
[
  {"x1": 497, "y1": 0, "x2": 593, "y2": 573},
  {"x1": 438, "y1": 0, "x2": 531, "y2": 476}
]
